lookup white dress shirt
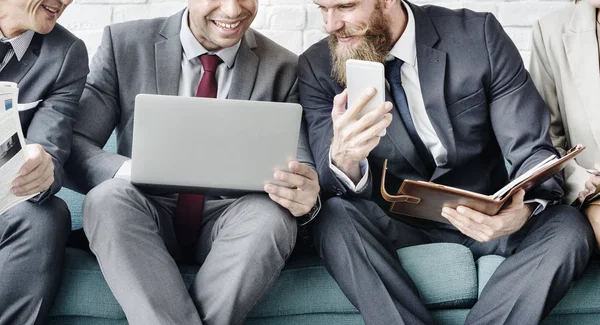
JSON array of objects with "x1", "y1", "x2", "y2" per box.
[
  {"x1": 177, "y1": 9, "x2": 240, "y2": 98},
  {"x1": 0, "y1": 30, "x2": 35, "y2": 72}
]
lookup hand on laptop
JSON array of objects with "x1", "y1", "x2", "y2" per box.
[
  {"x1": 264, "y1": 161, "x2": 320, "y2": 217},
  {"x1": 11, "y1": 144, "x2": 53, "y2": 196}
]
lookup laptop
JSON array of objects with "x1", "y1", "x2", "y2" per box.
[{"x1": 130, "y1": 94, "x2": 303, "y2": 195}]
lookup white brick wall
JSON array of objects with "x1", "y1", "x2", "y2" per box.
[{"x1": 59, "y1": 0, "x2": 573, "y2": 66}]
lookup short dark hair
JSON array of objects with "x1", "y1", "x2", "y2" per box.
[{"x1": 574, "y1": 0, "x2": 580, "y2": 3}]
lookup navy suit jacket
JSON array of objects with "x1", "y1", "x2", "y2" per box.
[{"x1": 299, "y1": 2, "x2": 563, "y2": 214}]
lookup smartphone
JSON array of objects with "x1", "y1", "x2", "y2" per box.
[{"x1": 345, "y1": 59, "x2": 386, "y2": 136}]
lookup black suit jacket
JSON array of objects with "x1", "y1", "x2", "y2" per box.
[
  {"x1": 299, "y1": 2, "x2": 562, "y2": 214},
  {"x1": 0, "y1": 24, "x2": 89, "y2": 200}
]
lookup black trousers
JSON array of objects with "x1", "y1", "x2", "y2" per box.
[{"x1": 312, "y1": 197, "x2": 594, "y2": 325}]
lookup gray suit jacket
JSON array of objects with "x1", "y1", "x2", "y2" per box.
[
  {"x1": 299, "y1": 2, "x2": 563, "y2": 213},
  {"x1": 66, "y1": 10, "x2": 308, "y2": 194},
  {"x1": 530, "y1": 1, "x2": 600, "y2": 203},
  {"x1": 0, "y1": 24, "x2": 89, "y2": 200}
]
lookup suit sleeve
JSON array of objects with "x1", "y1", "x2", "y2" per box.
[
  {"x1": 65, "y1": 26, "x2": 129, "y2": 194},
  {"x1": 529, "y1": 20, "x2": 587, "y2": 203},
  {"x1": 24, "y1": 38, "x2": 89, "y2": 201},
  {"x1": 298, "y1": 53, "x2": 372, "y2": 199},
  {"x1": 285, "y1": 78, "x2": 316, "y2": 172},
  {"x1": 484, "y1": 13, "x2": 563, "y2": 201}
]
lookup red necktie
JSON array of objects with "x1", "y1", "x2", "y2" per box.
[{"x1": 174, "y1": 54, "x2": 222, "y2": 248}]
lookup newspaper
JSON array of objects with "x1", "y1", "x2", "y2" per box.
[{"x1": 0, "y1": 82, "x2": 37, "y2": 215}]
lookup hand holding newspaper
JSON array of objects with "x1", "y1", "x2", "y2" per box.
[{"x1": 0, "y1": 82, "x2": 38, "y2": 215}]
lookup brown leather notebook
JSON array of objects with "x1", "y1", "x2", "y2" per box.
[{"x1": 381, "y1": 144, "x2": 585, "y2": 224}]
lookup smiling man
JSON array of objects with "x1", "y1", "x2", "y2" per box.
[
  {"x1": 0, "y1": 0, "x2": 89, "y2": 323},
  {"x1": 299, "y1": 0, "x2": 594, "y2": 324},
  {"x1": 65, "y1": 0, "x2": 320, "y2": 324}
]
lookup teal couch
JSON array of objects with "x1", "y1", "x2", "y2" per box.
[{"x1": 50, "y1": 136, "x2": 600, "y2": 324}]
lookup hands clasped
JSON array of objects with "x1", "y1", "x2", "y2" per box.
[
  {"x1": 264, "y1": 161, "x2": 320, "y2": 217},
  {"x1": 441, "y1": 189, "x2": 532, "y2": 242},
  {"x1": 11, "y1": 144, "x2": 53, "y2": 196},
  {"x1": 330, "y1": 88, "x2": 393, "y2": 182}
]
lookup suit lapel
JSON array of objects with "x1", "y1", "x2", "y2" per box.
[
  {"x1": 402, "y1": 3, "x2": 456, "y2": 180},
  {"x1": 0, "y1": 33, "x2": 42, "y2": 84},
  {"x1": 563, "y1": 2, "x2": 600, "y2": 148},
  {"x1": 228, "y1": 30, "x2": 259, "y2": 100},
  {"x1": 417, "y1": 44, "x2": 455, "y2": 181},
  {"x1": 155, "y1": 11, "x2": 184, "y2": 96}
]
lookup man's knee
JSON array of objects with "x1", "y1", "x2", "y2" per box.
[
  {"x1": 313, "y1": 197, "x2": 364, "y2": 238},
  {"x1": 83, "y1": 178, "x2": 137, "y2": 231},
  {"x1": 84, "y1": 178, "x2": 135, "y2": 211},
  {"x1": 311, "y1": 197, "x2": 372, "y2": 254},
  {"x1": 1, "y1": 197, "x2": 70, "y2": 254},
  {"x1": 234, "y1": 193, "x2": 298, "y2": 258},
  {"x1": 540, "y1": 205, "x2": 594, "y2": 255}
]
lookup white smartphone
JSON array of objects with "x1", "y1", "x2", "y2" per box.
[{"x1": 345, "y1": 59, "x2": 386, "y2": 136}]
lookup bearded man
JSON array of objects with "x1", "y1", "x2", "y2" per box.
[{"x1": 298, "y1": 0, "x2": 594, "y2": 324}]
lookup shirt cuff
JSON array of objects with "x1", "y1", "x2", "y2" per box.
[
  {"x1": 524, "y1": 198, "x2": 549, "y2": 217},
  {"x1": 297, "y1": 195, "x2": 321, "y2": 226},
  {"x1": 329, "y1": 150, "x2": 369, "y2": 193},
  {"x1": 113, "y1": 160, "x2": 132, "y2": 181}
]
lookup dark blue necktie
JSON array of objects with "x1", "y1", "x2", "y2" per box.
[{"x1": 385, "y1": 58, "x2": 436, "y2": 173}]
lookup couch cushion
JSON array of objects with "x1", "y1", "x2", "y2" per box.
[
  {"x1": 542, "y1": 314, "x2": 600, "y2": 325},
  {"x1": 475, "y1": 255, "x2": 505, "y2": 297},
  {"x1": 51, "y1": 243, "x2": 478, "y2": 320},
  {"x1": 50, "y1": 249, "x2": 125, "y2": 319},
  {"x1": 57, "y1": 188, "x2": 84, "y2": 230},
  {"x1": 49, "y1": 317, "x2": 128, "y2": 325},
  {"x1": 550, "y1": 260, "x2": 600, "y2": 315},
  {"x1": 399, "y1": 243, "x2": 478, "y2": 308}
]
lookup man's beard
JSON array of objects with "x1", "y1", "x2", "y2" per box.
[{"x1": 328, "y1": 7, "x2": 393, "y2": 87}]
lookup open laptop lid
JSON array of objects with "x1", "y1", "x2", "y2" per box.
[{"x1": 131, "y1": 94, "x2": 302, "y2": 196}]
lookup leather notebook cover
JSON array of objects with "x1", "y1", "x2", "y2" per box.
[
  {"x1": 381, "y1": 144, "x2": 585, "y2": 224},
  {"x1": 572, "y1": 186, "x2": 600, "y2": 210}
]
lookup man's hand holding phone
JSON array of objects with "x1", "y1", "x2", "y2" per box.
[{"x1": 330, "y1": 88, "x2": 393, "y2": 184}]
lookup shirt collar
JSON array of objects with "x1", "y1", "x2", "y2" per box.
[
  {"x1": 0, "y1": 30, "x2": 35, "y2": 62},
  {"x1": 179, "y1": 9, "x2": 240, "y2": 69},
  {"x1": 387, "y1": 1, "x2": 416, "y2": 67}
]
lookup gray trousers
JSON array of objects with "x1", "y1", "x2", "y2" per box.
[
  {"x1": 83, "y1": 179, "x2": 297, "y2": 325},
  {"x1": 0, "y1": 197, "x2": 71, "y2": 325},
  {"x1": 313, "y1": 197, "x2": 594, "y2": 325}
]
